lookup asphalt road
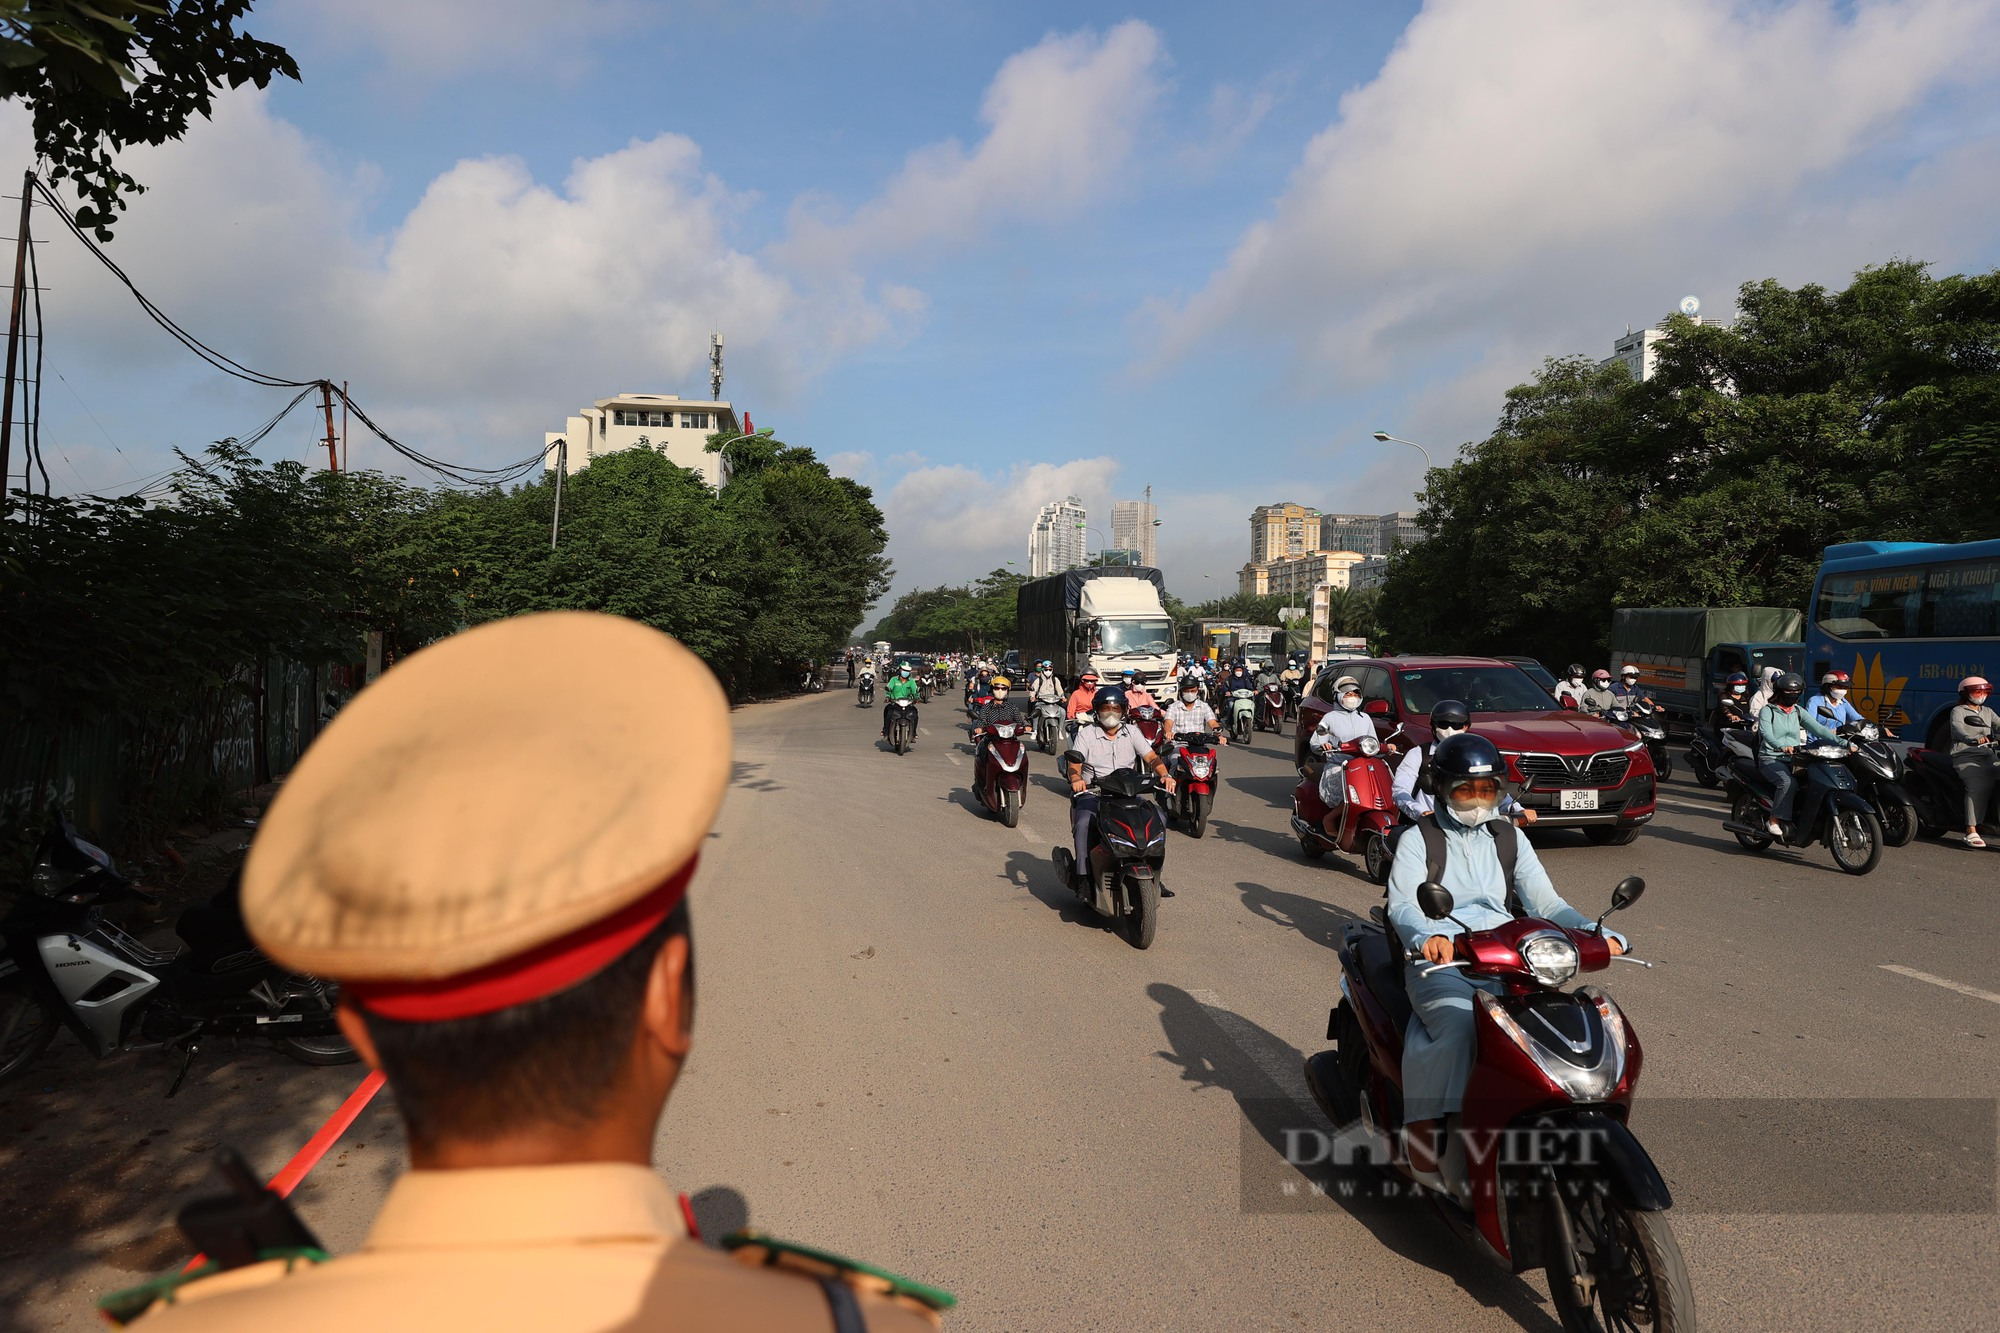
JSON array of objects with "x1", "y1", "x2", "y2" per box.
[{"x1": 18, "y1": 687, "x2": 1999, "y2": 1330}]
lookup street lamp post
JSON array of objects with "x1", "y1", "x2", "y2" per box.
[{"x1": 1371, "y1": 430, "x2": 1434, "y2": 470}]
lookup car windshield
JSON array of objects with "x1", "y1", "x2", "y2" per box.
[
  {"x1": 1099, "y1": 618, "x2": 1174, "y2": 655},
  {"x1": 1398, "y1": 666, "x2": 1559, "y2": 715}
]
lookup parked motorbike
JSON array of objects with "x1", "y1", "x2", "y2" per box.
[
  {"x1": 1832, "y1": 721, "x2": 1916, "y2": 848},
  {"x1": 1034, "y1": 700, "x2": 1066, "y2": 755},
  {"x1": 1607, "y1": 699, "x2": 1672, "y2": 782},
  {"x1": 0, "y1": 818, "x2": 354, "y2": 1092},
  {"x1": 858, "y1": 674, "x2": 875, "y2": 707},
  {"x1": 1227, "y1": 686, "x2": 1257, "y2": 746},
  {"x1": 1305, "y1": 876, "x2": 1690, "y2": 1332},
  {"x1": 1169, "y1": 732, "x2": 1220, "y2": 839},
  {"x1": 887, "y1": 698, "x2": 918, "y2": 755},
  {"x1": 1902, "y1": 745, "x2": 1999, "y2": 839},
  {"x1": 1722, "y1": 740, "x2": 1882, "y2": 874},
  {"x1": 1051, "y1": 767, "x2": 1167, "y2": 949},
  {"x1": 971, "y1": 718, "x2": 1029, "y2": 828},
  {"x1": 1291, "y1": 733, "x2": 1400, "y2": 884}
]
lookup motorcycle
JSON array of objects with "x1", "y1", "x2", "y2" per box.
[
  {"x1": 918, "y1": 675, "x2": 933, "y2": 703},
  {"x1": 1901, "y1": 744, "x2": 1998, "y2": 840},
  {"x1": 1130, "y1": 703, "x2": 1167, "y2": 752},
  {"x1": 972, "y1": 718, "x2": 1029, "y2": 828},
  {"x1": 1169, "y1": 732, "x2": 1220, "y2": 839},
  {"x1": 0, "y1": 817, "x2": 354, "y2": 1092},
  {"x1": 1291, "y1": 733, "x2": 1400, "y2": 884},
  {"x1": 887, "y1": 698, "x2": 918, "y2": 755},
  {"x1": 1257, "y1": 681, "x2": 1286, "y2": 734},
  {"x1": 801, "y1": 667, "x2": 825, "y2": 693},
  {"x1": 1685, "y1": 728, "x2": 1729, "y2": 789},
  {"x1": 1033, "y1": 699, "x2": 1066, "y2": 755},
  {"x1": 1834, "y1": 721, "x2": 1917, "y2": 848},
  {"x1": 1722, "y1": 740, "x2": 1882, "y2": 874},
  {"x1": 1283, "y1": 677, "x2": 1302, "y2": 723},
  {"x1": 1305, "y1": 876, "x2": 1691, "y2": 1332},
  {"x1": 1227, "y1": 686, "x2": 1257, "y2": 746},
  {"x1": 858, "y1": 674, "x2": 876, "y2": 707},
  {"x1": 1607, "y1": 699, "x2": 1672, "y2": 782},
  {"x1": 1050, "y1": 767, "x2": 1167, "y2": 949}
]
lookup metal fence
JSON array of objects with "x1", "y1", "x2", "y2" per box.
[{"x1": 0, "y1": 657, "x2": 324, "y2": 863}]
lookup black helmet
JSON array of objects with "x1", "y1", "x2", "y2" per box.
[
  {"x1": 1091, "y1": 685, "x2": 1128, "y2": 713},
  {"x1": 1431, "y1": 733, "x2": 1505, "y2": 796},
  {"x1": 1429, "y1": 699, "x2": 1471, "y2": 732},
  {"x1": 1774, "y1": 671, "x2": 1804, "y2": 701},
  {"x1": 1567, "y1": 663, "x2": 1585, "y2": 677}
]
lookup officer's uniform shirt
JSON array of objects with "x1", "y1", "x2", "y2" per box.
[{"x1": 135, "y1": 1164, "x2": 937, "y2": 1331}]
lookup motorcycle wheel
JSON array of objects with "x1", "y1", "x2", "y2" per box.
[
  {"x1": 1363, "y1": 830, "x2": 1392, "y2": 884},
  {"x1": 1000, "y1": 786, "x2": 1021, "y2": 829},
  {"x1": 1124, "y1": 876, "x2": 1159, "y2": 950},
  {"x1": 1689, "y1": 752, "x2": 1719, "y2": 789},
  {"x1": 0, "y1": 979, "x2": 61, "y2": 1085},
  {"x1": 1547, "y1": 1192, "x2": 1694, "y2": 1333},
  {"x1": 279, "y1": 1034, "x2": 359, "y2": 1065},
  {"x1": 1731, "y1": 793, "x2": 1772, "y2": 851},
  {"x1": 1188, "y1": 793, "x2": 1210, "y2": 840},
  {"x1": 894, "y1": 720, "x2": 909, "y2": 755},
  {"x1": 1829, "y1": 808, "x2": 1884, "y2": 875},
  {"x1": 1877, "y1": 792, "x2": 1918, "y2": 848},
  {"x1": 1654, "y1": 753, "x2": 1674, "y2": 782}
]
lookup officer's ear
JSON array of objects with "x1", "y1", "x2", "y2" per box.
[{"x1": 641, "y1": 929, "x2": 695, "y2": 1060}]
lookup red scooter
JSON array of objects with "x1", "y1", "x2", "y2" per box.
[
  {"x1": 1130, "y1": 703, "x2": 1167, "y2": 752},
  {"x1": 1292, "y1": 733, "x2": 1400, "y2": 883},
  {"x1": 1257, "y1": 680, "x2": 1286, "y2": 733},
  {"x1": 971, "y1": 717, "x2": 1029, "y2": 828},
  {"x1": 1168, "y1": 730, "x2": 1220, "y2": 839},
  {"x1": 1305, "y1": 876, "x2": 1691, "y2": 1331}
]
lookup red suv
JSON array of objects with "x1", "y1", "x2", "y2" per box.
[{"x1": 1296, "y1": 656, "x2": 1656, "y2": 843}]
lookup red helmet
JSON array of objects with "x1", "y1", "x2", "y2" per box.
[{"x1": 1820, "y1": 670, "x2": 1850, "y2": 689}]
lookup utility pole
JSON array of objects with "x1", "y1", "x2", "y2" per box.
[
  {"x1": 551, "y1": 437, "x2": 567, "y2": 549},
  {"x1": 340, "y1": 380, "x2": 349, "y2": 471},
  {"x1": 709, "y1": 331, "x2": 723, "y2": 401},
  {"x1": 0, "y1": 170, "x2": 32, "y2": 513},
  {"x1": 319, "y1": 381, "x2": 340, "y2": 471}
]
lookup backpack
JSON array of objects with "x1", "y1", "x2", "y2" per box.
[{"x1": 1412, "y1": 812, "x2": 1523, "y2": 918}]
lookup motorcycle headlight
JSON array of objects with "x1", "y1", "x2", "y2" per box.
[
  {"x1": 994, "y1": 723, "x2": 1017, "y2": 737},
  {"x1": 1520, "y1": 931, "x2": 1580, "y2": 987},
  {"x1": 1859, "y1": 724, "x2": 1880, "y2": 741},
  {"x1": 1356, "y1": 734, "x2": 1380, "y2": 756},
  {"x1": 1189, "y1": 757, "x2": 1214, "y2": 777}
]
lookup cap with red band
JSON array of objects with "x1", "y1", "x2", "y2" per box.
[{"x1": 242, "y1": 612, "x2": 732, "y2": 999}]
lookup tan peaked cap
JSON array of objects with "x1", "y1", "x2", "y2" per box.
[{"x1": 243, "y1": 612, "x2": 732, "y2": 981}]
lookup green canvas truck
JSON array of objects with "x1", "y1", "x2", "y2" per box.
[{"x1": 1609, "y1": 607, "x2": 1804, "y2": 727}]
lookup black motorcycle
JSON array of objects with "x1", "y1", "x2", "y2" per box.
[
  {"x1": 1608, "y1": 698, "x2": 1673, "y2": 781},
  {"x1": 1051, "y1": 767, "x2": 1167, "y2": 949},
  {"x1": 1902, "y1": 744, "x2": 1998, "y2": 839},
  {"x1": 857, "y1": 674, "x2": 875, "y2": 707},
  {"x1": 1833, "y1": 721, "x2": 1917, "y2": 848},
  {"x1": 1722, "y1": 742, "x2": 1883, "y2": 874},
  {"x1": 0, "y1": 817, "x2": 353, "y2": 1091}
]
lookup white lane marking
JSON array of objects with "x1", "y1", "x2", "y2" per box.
[
  {"x1": 1880, "y1": 965, "x2": 2000, "y2": 1006},
  {"x1": 946, "y1": 752, "x2": 961, "y2": 766},
  {"x1": 1651, "y1": 795, "x2": 1725, "y2": 814},
  {"x1": 1188, "y1": 988, "x2": 1311, "y2": 1103}
]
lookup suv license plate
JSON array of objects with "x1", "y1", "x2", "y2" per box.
[{"x1": 1559, "y1": 789, "x2": 1599, "y2": 812}]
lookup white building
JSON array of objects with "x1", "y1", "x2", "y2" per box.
[
  {"x1": 1350, "y1": 556, "x2": 1390, "y2": 592},
  {"x1": 545, "y1": 393, "x2": 741, "y2": 487},
  {"x1": 1029, "y1": 496, "x2": 1088, "y2": 577},
  {"x1": 1242, "y1": 550, "x2": 1368, "y2": 601},
  {"x1": 1601, "y1": 308, "x2": 1726, "y2": 383},
  {"x1": 1320, "y1": 512, "x2": 1423, "y2": 558},
  {"x1": 1112, "y1": 498, "x2": 1158, "y2": 567}
]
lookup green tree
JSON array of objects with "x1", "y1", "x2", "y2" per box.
[{"x1": 2, "y1": 1, "x2": 300, "y2": 237}]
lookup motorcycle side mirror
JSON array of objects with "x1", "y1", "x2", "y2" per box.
[
  {"x1": 1363, "y1": 698, "x2": 1390, "y2": 716},
  {"x1": 1061, "y1": 750, "x2": 1085, "y2": 767},
  {"x1": 1610, "y1": 876, "x2": 1645, "y2": 912},
  {"x1": 1416, "y1": 881, "x2": 1455, "y2": 920}
]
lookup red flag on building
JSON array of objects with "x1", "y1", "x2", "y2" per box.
[{"x1": 743, "y1": 413, "x2": 754, "y2": 433}]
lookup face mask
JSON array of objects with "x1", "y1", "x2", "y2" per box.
[
  {"x1": 1829, "y1": 688, "x2": 1847, "y2": 702},
  {"x1": 993, "y1": 689, "x2": 1009, "y2": 700},
  {"x1": 1569, "y1": 676, "x2": 1583, "y2": 685},
  {"x1": 1339, "y1": 694, "x2": 1362, "y2": 711},
  {"x1": 1434, "y1": 726, "x2": 1464, "y2": 741},
  {"x1": 1622, "y1": 676, "x2": 1638, "y2": 685},
  {"x1": 1973, "y1": 694, "x2": 1991, "y2": 707},
  {"x1": 1730, "y1": 685, "x2": 1745, "y2": 695},
  {"x1": 1180, "y1": 692, "x2": 1199, "y2": 704},
  {"x1": 1097, "y1": 710, "x2": 1122, "y2": 730},
  {"x1": 1446, "y1": 792, "x2": 1501, "y2": 827}
]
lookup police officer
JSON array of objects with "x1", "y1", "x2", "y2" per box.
[{"x1": 129, "y1": 612, "x2": 947, "y2": 1331}]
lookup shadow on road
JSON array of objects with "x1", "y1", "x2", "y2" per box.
[
  {"x1": 1145, "y1": 983, "x2": 1561, "y2": 1332},
  {"x1": 1001, "y1": 848, "x2": 1102, "y2": 931},
  {"x1": 1237, "y1": 880, "x2": 1364, "y2": 951},
  {"x1": 731, "y1": 760, "x2": 783, "y2": 793},
  {"x1": 1224, "y1": 771, "x2": 1300, "y2": 811}
]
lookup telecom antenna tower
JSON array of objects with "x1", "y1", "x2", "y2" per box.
[{"x1": 709, "y1": 332, "x2": 724, "y2": 401}]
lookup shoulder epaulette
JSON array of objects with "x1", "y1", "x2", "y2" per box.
[{"x1": 721, "y1": 1228, "x2": 955, "y2": 1313}]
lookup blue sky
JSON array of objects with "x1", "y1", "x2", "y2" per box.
[{"x1": 9, "y1": 0, "x2": 2000, "y2": 605}]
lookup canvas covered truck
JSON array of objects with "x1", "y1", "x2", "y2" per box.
[
  {"x1": 1609, "y1": 607, "x2": 1804, "y2": 727},
  {"x1": 1017, "y1": 567, "x2": 1178, "y2": 691}
]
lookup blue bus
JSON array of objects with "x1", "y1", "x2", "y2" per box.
[{"x1": 1808, "y1": 539, "x2": 2000, "y2": 746}]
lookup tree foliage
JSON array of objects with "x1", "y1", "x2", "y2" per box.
[
  {"x1": 866, "y1": 568, "x2": 1025, "y2": 652},
  {"x1": 0, "y1": 1, "x2": 299, "y2": 237},
  {"x1": 1380, "y1": 261, "x2": 2000, "y2": 669}
]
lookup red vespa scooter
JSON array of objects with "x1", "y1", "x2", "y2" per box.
[
  {"x1": 1292, "y1": 733, "x2": 1400, "y2": 884},
  {"x1": 971, "y1": 717, "x2": 1029, "y2": 828},
  {"x1": 1305, "y1": 875, "x2": 1692, "y2": 1331}
]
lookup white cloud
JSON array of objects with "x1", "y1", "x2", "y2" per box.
[
  {"x1": 878, "y1": 456, "x2": 1122, "y2": 588},
  {"x1": 1146, "y1": 0, "x2": 2000, "y2": 405},
  {"x1": 277, "y1": 0, "x2": 641, "y2": 77},
  {"x1": 782, "y1": 21, "x2": 1167, "y2": 268}
]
